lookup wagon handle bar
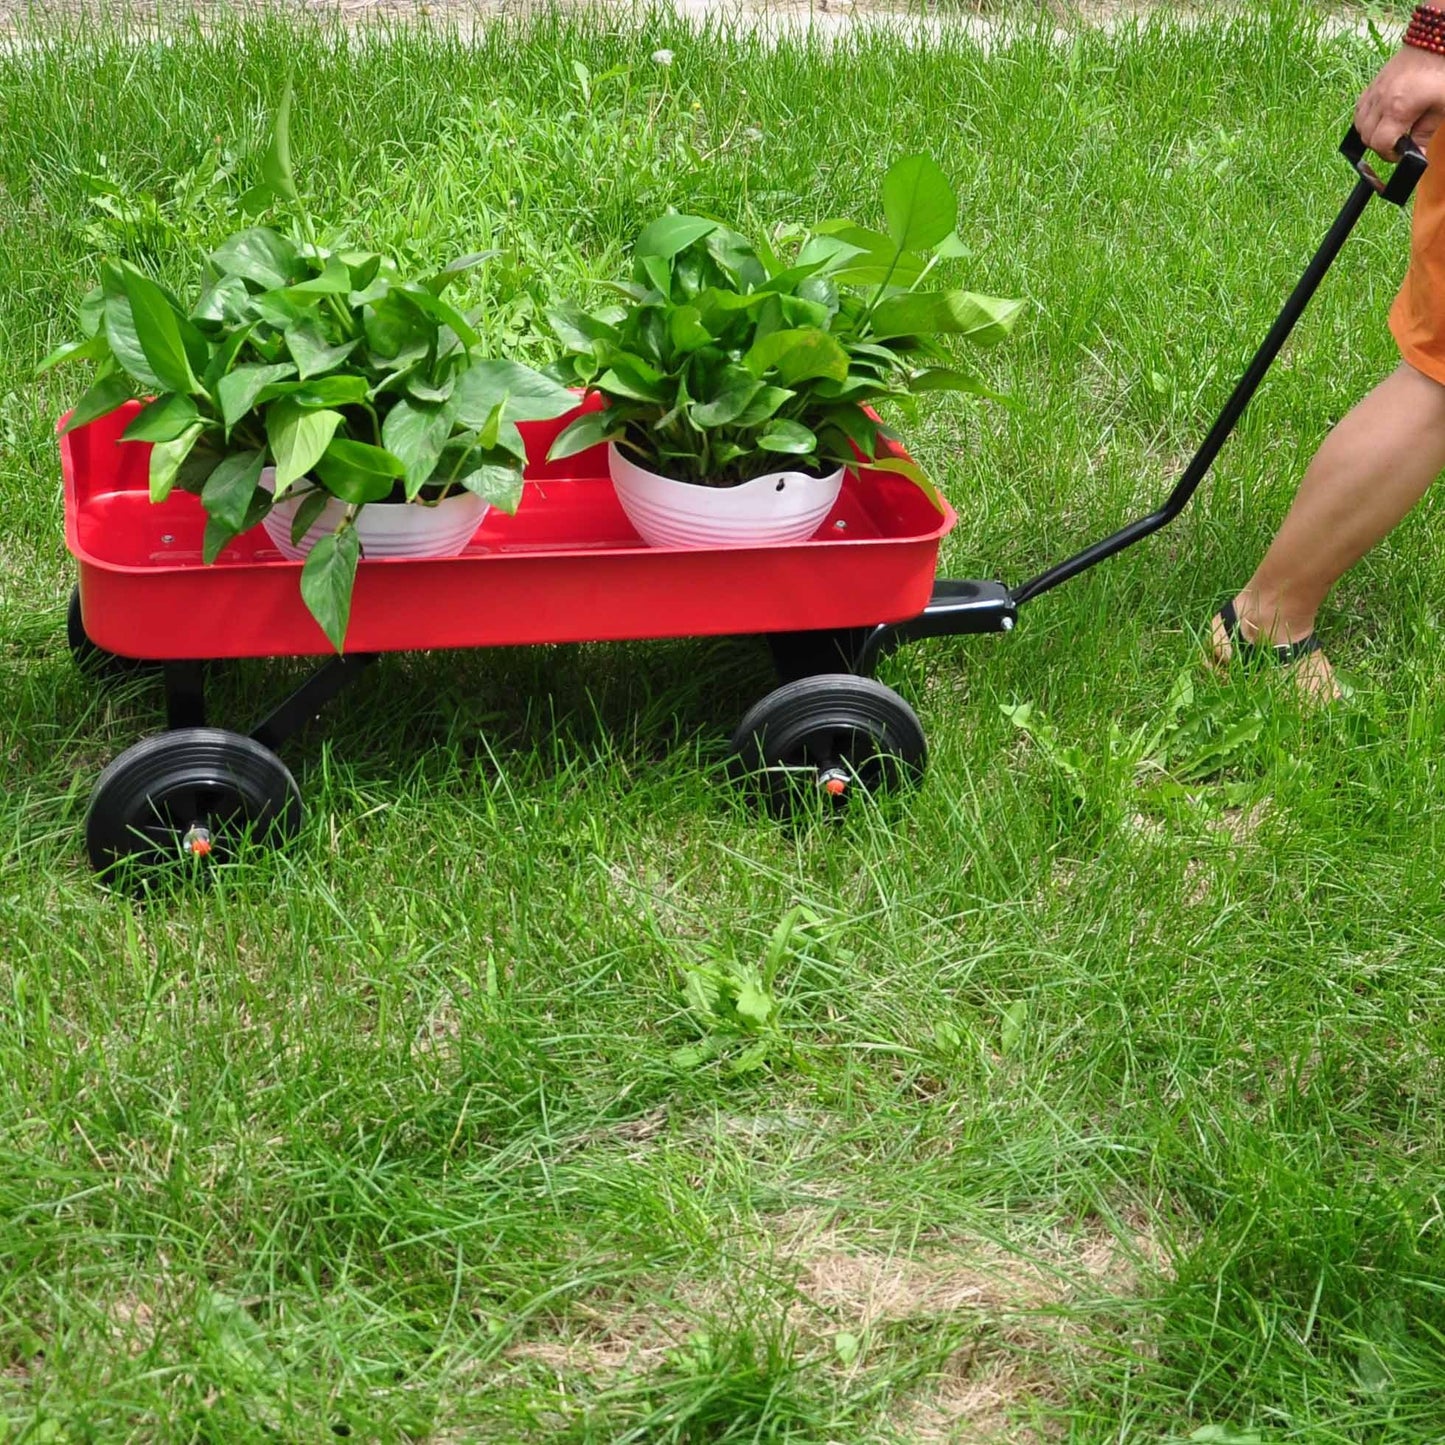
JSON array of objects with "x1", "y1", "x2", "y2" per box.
[{"x1": 1008, "y1": 127, "x2": 1426, "y2": 610}]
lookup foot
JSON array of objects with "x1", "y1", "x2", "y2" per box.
[{"x1": 1209, "y1": 599, "x2": 1342, "y2": 703}]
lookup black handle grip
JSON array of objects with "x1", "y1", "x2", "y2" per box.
[{"x1": 1341, "y1": 126, "x2": 1428, "y2": 204}]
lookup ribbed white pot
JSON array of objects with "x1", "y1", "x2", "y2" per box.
[
  {"x1": 259, "y1": 467, "x2": 489, "y2": 561},
  {"x1": 609, "y1": 446, "x2": 845, "y2": 549}
]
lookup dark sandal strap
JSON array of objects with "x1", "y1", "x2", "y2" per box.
[{"x1": 1216, "y1": 599, "x2": 1321, "y2": 666}]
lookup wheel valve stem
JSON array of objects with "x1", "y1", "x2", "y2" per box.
[{"x1": 182, "y1": 824, "x2": 213, "y2": 858}]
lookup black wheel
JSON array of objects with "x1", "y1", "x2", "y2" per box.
[
  {"x1": 729, "y1": 674, "x2": 927, "y2": 814},
  {"x1": 67, "y1": 585, "x2": 159, "y2": 679},
  {"x1": 85, "y1": 728, "x2": 302, "y2": 883},
  {"x1": 766, "y1": 627, "x2": 873, "y2": 683}
]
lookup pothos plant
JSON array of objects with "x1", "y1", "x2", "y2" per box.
[
  {"x1": 42, "y1": 87, "x2": 575, "y2": 650},
  {"x1": 545, "y1": 154, "x2": 1023, "y2": 492}
]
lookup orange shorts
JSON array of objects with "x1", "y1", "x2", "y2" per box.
[{"x1": 1390, "y1": 129, "x2": 1445, "y2": 385}]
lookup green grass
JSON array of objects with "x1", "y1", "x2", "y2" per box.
[{"x1": 4, "y1": 5, "x2": 1445, "y2": 1441}]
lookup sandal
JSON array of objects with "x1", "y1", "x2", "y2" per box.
[{"x1": 1213, "y1": 598, "x2": 1322, "y2": 668}]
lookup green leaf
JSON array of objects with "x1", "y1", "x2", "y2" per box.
[
  {"x1": 364, "y1": 291, "x2": 429, "y2": 360},
  {"x1": 261, "y1": 80, "x2": 298, "y2": 204},
  {"x1": 833, "y1": 1333, "x2": 861, "y2": 1367},
  {"x1": 79, "y1": 285, "x2": 106, "y2": 338},
  {"x1": 291, "y1": 374, "x2": 371, "y2": 409},
  {"x1": 422, "y1": 250, "x2": 501, "y2": 295},
  {"x1": 597, "y1": 355, "x2": 668, "y2": 403},
  {"x1": 635, "y1": 214, "x2": 717, "y2": 261},
  {"x1": 266, "y1": 399, "x2": 343, "y2": 494},
  {"x1": 1000, "y1": 999, "x2": 1028, "y2": 1056},
  {"x1": 456, "y1": 461, "x2": 524, "y2": 513},
  {"x1": 882, "y1": 154, "x2": 958, "y2": 252},
  {"x1": 547, "y1": 409, "x2": 623, "y2": 462},
  {"x1": 149, "y1": 424, "x2": 204, "y2": 503},
  {"x1": 121, "y1": 393, "x2": 201, "y2": 443},
  {"x1": 690, "y1": 368, "x2": 761, "y2": 428},
  {"x1": 102, "y1": 272, "x2": 162, "y2": 390},
  {"x1": 285, "y1": 323, "x2": 360, "y2": 381},
  {"x1": 451, "y1": 359, "x2": 577, "y2": 426},
  {"x1": 314, "y1": 438, "x2": 404, "y2": 504},
  {"x1": 381, "y1": 399, "x2": 452, "y2": 499},
  {"x1": 210, "y1": 227, "x2": 302, "y2": 290},
  {"x1": 757, "y1": 419, "x2": 817, "y2": 455},
  {"x1": 37, "y1": 333, "x2": 110, "y2": 375},
  {"x1": 744, "y1": 328, "x2": 850, "y2": 384},
  {"x1": 813, "y1": 221, "x2": 927, "y2": 288},
  {"x1": 201, "y1": 449, "x2": 266, "y2": 532},
  {"x1": 192, "y1": 273, "x2": 254, "y2": 326},
  {"x1": 398, "y1": 284, "x2": 480, "y2": 350},
  {"x1": 287, "y1": 257, "x2": 352, "y2": 296},
  {"x1": 733, "y1": 384, "x2": 794, "y2": 428},
  {"x1": 300, "y1": 523, "x2": 361, "y2": 652},
  {"x1": 907, "y1": 366, "x2": 996, "y2": 396},
  {"x1": 112, "y1": 263, "x2": 204, "y2": 395},
  {"x1": 868, "y1": 454, "x2": 943, "y2": 510},
  {"x1": 218, "y1": 363, "x2": 296, "y2": 429},
  {"x1": 733, "y1": 975, "x2": 774, "y2": 1026},
  {"x1": 668, "y1": 305, "x2": 712, "y2": 354},
  {"x1": 870, "y1": 291, "x2": 1024, "y2": 345},
  {"x1": 288, "y1": 488, "x2": 330, "y2": 548},
  {"x1": 60, "y1": 372, "x2": 133, "y2": 435},
  {"x1": 548, "y1": 303, "x2": 619, "y2": 353}
]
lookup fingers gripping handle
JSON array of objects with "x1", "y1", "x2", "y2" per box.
[{"x1": 1341, "y1": 127, "x2": 1428, "y2": 204}]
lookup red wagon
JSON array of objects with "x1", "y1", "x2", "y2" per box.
[{"x1": 60, "y1": 128, "x2": 1422, "y2": 881}]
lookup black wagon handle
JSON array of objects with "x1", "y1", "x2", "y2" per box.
[{"x1": 1341, "y1": 126, "x2": 1428, "y2": 205}]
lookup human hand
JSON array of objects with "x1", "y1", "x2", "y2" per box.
[{"x1": 1356, "y1": 45, "x2": 1445, "y2": 159}]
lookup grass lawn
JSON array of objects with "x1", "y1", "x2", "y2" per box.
[{"x1": 4, "y1": 6, "x2": 1445, "y2": 1440}]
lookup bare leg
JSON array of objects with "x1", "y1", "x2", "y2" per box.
[{"x1": 1213, "y1": 360, "x2": 1445, "y2": 697}]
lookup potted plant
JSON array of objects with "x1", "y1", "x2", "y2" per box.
[
  {"x1": 41, "y1": 88, "x2": 575, "y2": 651},
  {"x1": 544, "y1": 154, "x2": 1023, "y2": 548}
]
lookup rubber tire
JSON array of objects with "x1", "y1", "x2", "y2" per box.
[
  {"x1": 729, "y1": 674, "x2": 927, "y2": 814},
  {"x1": 765, "y1": 627, "x2": 873, "y2": 683},
  {"x1": 85, "y1": 728, "x2": 302, "y2": 883},
  {"x1": 67, "y1": 585, "x2": 159, "y2": 679}
]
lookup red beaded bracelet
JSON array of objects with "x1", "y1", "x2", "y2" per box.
[{"x1": 1407, "y1": 4, "x2": 1445, "y2": 54}]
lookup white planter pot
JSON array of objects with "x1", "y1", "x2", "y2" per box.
[
  {"x1": 259, "y1": 468, "x2": 489, "y2": 561},
  {"x1": 608, "y1": 445, "x2": 845, "y2": 549}
]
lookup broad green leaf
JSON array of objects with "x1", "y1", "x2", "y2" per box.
[
  {"x1": 121, "y1": 393, "x2": 200, "y2": 443},
  {"x1": 381, "y1": 399, "x2": 452, "y2": 499},
  {"x1": 597, "y1": 355, "x2": 667, "y2": 403},
  {"x1": 1000, "y1": 998, "x2": 1028, "y2": 1056},
  {"x1": 639, "y1": 254, "x2": 672, "y2": 299},
  {"x1": 364, "y1": 291, "x2": 429, "y2": 360},
  {"x1": 37, "y1": 333, "x2": 110, "y2": 375},
  {"x1": 261, "y1": 81, "x2": 298, "y2": 204},
  {"x1": 452, "y1": 359, "x2": 577, "y2": 426},
  {"x1": 733, "y1": 384, "x2": 794, "y2": 428},
  {"x1": 635, "y1": 214, "x2": 717, "y2": 261},
  {"x1": 422, "y1": 250, "x2": 500, "y2": 295},
  {"x1": 113, "y1": 263, "x2": 205, "y2": 394},
  {"x1": 301, "y1": 523, "x2": 361, "y2": 652},
  {"x1": 203, "y1": 324, "x2": 257, "y2": 391},
  {"x1": 267, "y1": 399, "x2": 343, "y2": 494},
  {"x1": 60, "y1": 372, "x2": 132, "y2": 435},
  {"x1": 869, "y1": 454, "x2": 943, "y2": 511},
  {"x1": 192, "y1": 273, "x2": 254, "y2": 326},
  {"x1": 201, "y1": 449, "x2": 266, "y2": 532},
  {"x1": 149, "y1": 424, "x2": 204, "y2": 503},
  {"x1": 289, "y1": 488, "x2": 330, "y2": 548},
  {"x1": 907, "y1": 366, "x2": 995, "y2": 396},
  {"x1": 78, "y1": 285, "x2": 105, "y2": 338},
  {"x1": 819, "y1": 403, "x2": 880, "y2": 457},
  {"x1": 733, "y1": 975, "x2": 774, "y2": 1025},
  {"x1": 315, "y1": 438, "x2": 404, "y2": 504},
  {"x1": 834, "y1": 1333, "x2": 861, "y2": 1367},
  {"x1": 882, "y1": 154, "x2": 957, "y2": 252},
  {"x1": 456, "y1": 462, "x2": 524, "y2": 513},
  {"x1": 814, "y1": 221, "x2": 927, "y2": 288},
  {"x1": 547, "y1": 409, "x2": 623, "y2": 462},
  {"x1": 744, "y1": 329, "x2": 850, "y2": 385},
  {"x1": 870, "y1": 291, "x2": 1024, "y2": 345},
  {"x1": 690, "y1": 368, "x2": 761, "y2": 428},
  {"x1": 251, "y1": 290, "x2": 317, "y2": 330},
  {"x1": 405, "y1": 375, "x2": 454, "y2": 405},
  {"x1": 287, "y1": 258, "x2": 352, "y2": 296},
  {"x1": 210, "y1": 227, "x2": 301, "y2": 291},
  {"x1": 102, "y1": 270, "x2": 163, "y2": 389},
  {"x1": 933, "y1": 230, "x2": 970, "y2": 259},
  {"x1": 669, "y1": 305, "x2": 712, "y2": 354},
  {"x1": 291, "y1": 374, "x2": 371, "y2": 409},
  {"x1": 218, "y1": 363, "x2": 296, "y2": 429},
  {"x1": 285, "y1": 323, "x2": 360, "y2": 381},
  {"x1": 398, "y1": 284, "x2": 480, "y2": 350},
  {"x1": 757, "y1": 419, "x2": 817, "y2": 455},
  {"x1": 548, "y1": 303, "x2": 619, "y2": 353}
]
